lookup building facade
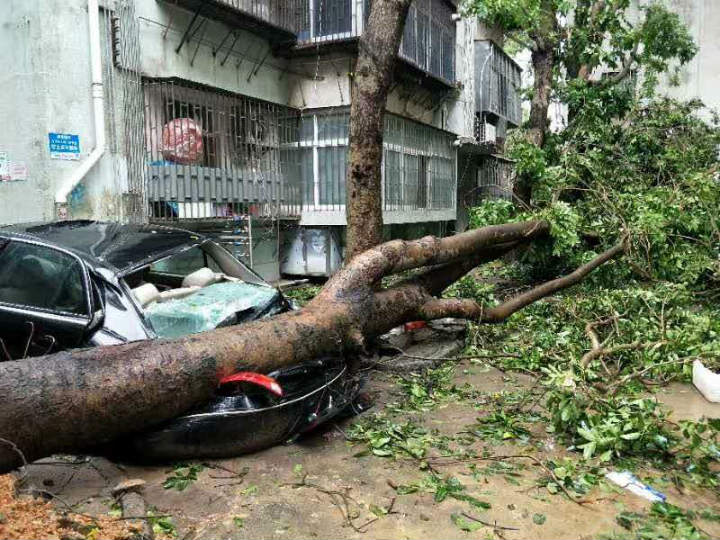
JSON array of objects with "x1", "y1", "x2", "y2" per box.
[{"x1": 0, "y1": 0, "x2": 521, "y2": 280}]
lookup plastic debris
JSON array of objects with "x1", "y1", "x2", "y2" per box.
[
  {"x1": 692, "y1": 359, "x2": 720, "y2": 403},
  {"x1": 220, "y1": 372, "x2": 283, "y2": 396},
  {"x1": 161, "y1": 118, "x2": 204, "y2": 165},
  {"x1": 605, "y1": 470, "x2": 666, "y2": 502}
]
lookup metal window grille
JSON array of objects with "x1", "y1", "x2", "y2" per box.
[
  {"x1": 477, "y1": 156, "x2": 513, "y2": 201},
  {"x1": 297, "y1": 0, "x2": 455, "y2": 83},
  {"x1": 475, "y1": 40, "x2": 522, "y2": 127},
  {"x1": 297, "y1": 0, "x2": 368, "y2": 42},
  {"x1": 399, "y1": 0, "x2": 456, "y2": 83},
  {"x1": 216, "y1": 0, "x2": 307, "y2": 33},
  {"x1": 283, "y1": 109, "x2": 455, "y2": 215},
  {"x1": 143, "y1": 79, "x2": 301, "y2": 221}
]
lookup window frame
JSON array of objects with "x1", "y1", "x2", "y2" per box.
[{"x1": 0, "y1": 237, "x2": 93, "y2": 319}]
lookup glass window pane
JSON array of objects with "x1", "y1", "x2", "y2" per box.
[
  {"x1": 301, "y1": 148, "x2": 314, "y2": 206},
  {"x1": 417, "y1": 11, "x2": 428, "y2": 70},
  {"x1": 384, "y1": 150, "x2": 402, "y2": 206},
  {"x1": 0, "y1": 242, "x2": 86, "y2": 315},
  {"x1": 151, "y1": 247, "x2": 221, "y2": 276},
  {"x1": 315, "y1": 0, "x2": 352, "y2": 36},
  {"x1": 404, "y1": 154, "x2": 419, "y2": 207},
  {"x1": 299, "y1": 116, "x2": 314, "y2": 143},
  {"x1": 317, "y1": 113, "x2": 349, "y2": 141},
  {"x1": 318, "y1": 147, "x2": 347, "y2": 205}
]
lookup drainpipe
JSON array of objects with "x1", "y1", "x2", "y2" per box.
[{"x1": 55, "y1": 0, "x2": 105, "y2": 218}]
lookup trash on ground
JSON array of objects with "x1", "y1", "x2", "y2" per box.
[
  {"x1": 692, "y1": 360, "x2": 720, "y2": 403},
  {"x1": 605, "y1": 471, "x2": 667, "y2": 503}
]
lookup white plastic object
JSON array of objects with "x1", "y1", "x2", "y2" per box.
[
  {"x1": 132, "y1": 283, "x2": 160, "y2": 308},
  {"x1": 693, "y1": 360, "x2": 720, "y2": 403},
  {"x1": 181, "y1": 267, "x2": 221, "y2": 288},
  {"x1": 605, "y1": 471, "x2": 666, "y2": 502},
  {"x1": 158, "y1": 286, "x2": 200, "y2": 303}
]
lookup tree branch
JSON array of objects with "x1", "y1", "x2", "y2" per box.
[
  {"x1": 419, "y1": 298, "x2": 483, "y2": 320},
  {"x1": 480, "y1": 243, "x2": 626, "y2": 323},
  {"x1": 321, "y1": 221, "x2": 549, "y2": 297}
]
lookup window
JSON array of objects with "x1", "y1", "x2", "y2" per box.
[
  {"x1": 0, "y1": 242, "x2": 87, "y2": 315},
  {"x1": 150, "y1": 247, "x2": 221, "y2": 277},
  {"x1": 318, "y1": 147, "x2": 347, "y2": 205},
  {"x1": 294, "y1": 110, "x2": 455, "y2": 212},
  {"x1": 399, "y1": 0, "x2": 456, "y2": 82},
  {"x1": 384, "y1": 150, "x2": 402, "y2": 207}
]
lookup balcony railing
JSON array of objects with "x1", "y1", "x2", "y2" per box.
[
  {"x1": 475, "y1": 40, "x2": 522, "y2": 127},
  {"x1": 295, "y1": 0, "x2": 456, "y2": 84},
  {"x1": 216, "y1": 0, "x2": 306, "y2": 34},
  {"x1": 164, "y1": 0, "x2": 306, "y2": 43}
]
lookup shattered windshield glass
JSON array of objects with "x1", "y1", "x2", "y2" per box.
[{"x1": 144, "y1": 281, "x2": 278, "y2": 339}]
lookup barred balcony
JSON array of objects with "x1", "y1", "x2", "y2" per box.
[
  {"x1": 291, "y1": 0, "x2": 457, "y2": 86},
  {"x1": 164, "y1": 0, "x2": 306, "y2": 44},
  {"x1": 475, "y1": 40, "x2": 522, "y2": 127}
]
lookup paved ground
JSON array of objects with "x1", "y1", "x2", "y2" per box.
[{"x1": 19, "y1": 336, "x2": 720, "y2": 540}]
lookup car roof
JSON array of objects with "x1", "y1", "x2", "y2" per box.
[{"x1": 0, "y1": 220, "x2": 206, "y2": 274}]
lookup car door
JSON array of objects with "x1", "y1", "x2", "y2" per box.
[{"x1": 0, "y1": 237, "x2": 92, "y2": 359}]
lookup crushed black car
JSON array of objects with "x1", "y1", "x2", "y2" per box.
[{"x1": 0, "y1": 220, "x2": 364, "y2": 459}]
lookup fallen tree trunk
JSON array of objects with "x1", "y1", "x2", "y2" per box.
[{"x1": 0, "y1": 220, "x2": 624, "y2": 473}]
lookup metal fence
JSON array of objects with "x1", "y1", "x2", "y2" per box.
[
  {"x1": 296, "y1": 0, "x2": 456, "y2": 83},
  {"x1": 216, "y1": 0, "x2": 307, "y2": 33},
  {"x1": 475, "y1": 40, "x2": 522, "y2": 127},
  {"x1": 143, "y1": 79, "x2": 301, "y2": 220}
]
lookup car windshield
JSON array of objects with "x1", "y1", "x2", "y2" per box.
[{"x1": 122, "y1": 243, "x2": 278, "y2": 339}]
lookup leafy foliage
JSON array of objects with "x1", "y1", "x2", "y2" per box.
[
  {"x1": 608, "y1": 502, "x2": 706, "y2": 540},
  {"x1": 162, "y1": 463, "x2": 204, "y2": 492}
]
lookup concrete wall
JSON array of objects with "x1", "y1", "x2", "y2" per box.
[
  {"x1": 650, "y1": 0, "x2": 720, "y2": 116},
  {"x1": 0, "y1": 0, "x2": 124, "y2": 225},
  {"x1": 136, "y1": 1, "x2": 291, "y2": 105}
]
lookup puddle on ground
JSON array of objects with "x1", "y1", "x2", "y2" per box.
[{"x1": 655, "y1": 382, "x2": 720, "y2": 421}]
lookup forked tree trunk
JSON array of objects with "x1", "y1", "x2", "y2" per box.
[
  {"x1": 0, "y1": 221, "x2": 626, "y2": 473},
  {"x1": 345, "y1": 0, "x2": 413, "y2": 259}
]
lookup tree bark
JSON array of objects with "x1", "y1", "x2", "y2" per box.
[
  {"x1": 345, "y1": 0, "x2": 413, "y2": 259},
  {"x1": 0, "y1": 220, "x2": 626, "y2": 474}
]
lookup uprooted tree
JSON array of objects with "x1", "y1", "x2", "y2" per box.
[{"x1": 0, "y1": 220, "x2": 625, "y2": 473}]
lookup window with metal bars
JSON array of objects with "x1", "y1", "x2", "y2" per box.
[
  {"x1": 283, "y1": 109, "x2": 455, "y2": 214},
  {"x1": 143, "y1": 79, "x2": 301, "y2": 219}
]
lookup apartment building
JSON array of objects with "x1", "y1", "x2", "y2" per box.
[{"x1": 0, "y1": 0, "x2": 521, "y2": 279}]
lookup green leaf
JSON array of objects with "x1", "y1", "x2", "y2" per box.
[
  {"x1": 533, "y1": 513, "x2": 547, "y2": 525},
  {"x1": 451, "y1": 513, "x2": 484, "y2": 532}
]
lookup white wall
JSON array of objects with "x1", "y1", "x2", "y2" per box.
[
  {"x1": 653, "y1": 0, "x2": 720, "y2": 116},
  {"x1": 136, "y1": 1, "x2": 292, "y2": 105},
  {"x1": 0, "y1": 0, "x2": 122, "y2": 225}
]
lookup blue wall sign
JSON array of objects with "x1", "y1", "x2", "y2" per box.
[{"x1": 48, "y1": 133, "x2": 81, "y2": 160}]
